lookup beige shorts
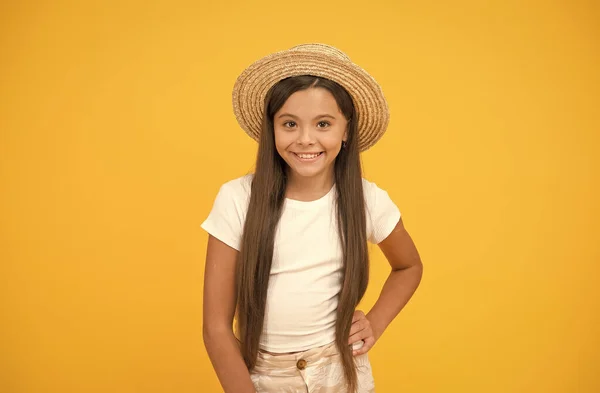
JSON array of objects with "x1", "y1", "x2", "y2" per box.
[{"x1": 249, "y1": 341, "x2": 375, "y2": 393}]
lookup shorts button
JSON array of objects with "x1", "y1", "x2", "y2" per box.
[{"x1": 296, "y1": 359, "x2": 307, "y2": 370}]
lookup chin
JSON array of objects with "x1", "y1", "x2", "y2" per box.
[
  {"x1": 288, "y1": 165, "x2": 324, "y2": 178},
  {"x1": 296, "y1": 169, "x2": 324, "y2": 178}
]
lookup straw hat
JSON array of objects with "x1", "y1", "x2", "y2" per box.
[{"x1": 232, "y1": 43, "x2": 390, "y2": 152}]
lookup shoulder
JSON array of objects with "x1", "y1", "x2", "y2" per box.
[
  {"x1": 361, "y1": 178, "x2": 401, "y2": 243},
  {"x1": 202, "y1": 174, "x2": 253, "y2": 251},
  {"x1": 208, "y1": 174, "x2": 253, "y2": 213},
  {"x1": 361, "y1": 177, "x2": 379, "y2": 192},
  {"x1": 360, "y1": 177, "x2": 400, "y2": 220},
  {"x1": 219, "y1": 173, "x2": 253, "y2": 198},
  {"x1": 361, "y1": 177, "x2": 389, "y2": 205}
]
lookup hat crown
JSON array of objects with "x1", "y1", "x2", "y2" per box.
[{"x1": 289, "y1": 43, "x2": 351, "y2": 62}]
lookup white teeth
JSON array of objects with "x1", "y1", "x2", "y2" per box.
[{"x1": 296, "y1": 153, "x2": 321, "y2": 159}]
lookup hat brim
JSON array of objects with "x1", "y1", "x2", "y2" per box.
[{"x1": 232, "y1": 49, "x2": 389, "y2": 152}]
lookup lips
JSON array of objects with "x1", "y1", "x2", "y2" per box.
[
  {"x1": 292, "y1": 152, "x2": 324, "y2": 162},
  {"x1": 294, "y1": 152, "x2": 323, "y2": 159}
]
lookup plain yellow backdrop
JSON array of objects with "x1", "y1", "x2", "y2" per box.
[{"x1": 1, "y1": 0, "x2": 598, "y2": 392}]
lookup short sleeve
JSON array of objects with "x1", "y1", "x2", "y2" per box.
[
  {"x1": 364, "y1": 180, "x2": 401, "y2": 244},
  {"x1": 200, "y1": 180, "x2": 247, "y2": 251}
]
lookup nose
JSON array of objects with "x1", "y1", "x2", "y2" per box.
[{"x1": 297, "y1": 126, "x2": 315, "y2": 145}]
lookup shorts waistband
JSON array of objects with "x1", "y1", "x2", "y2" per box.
[{"x1": 253, "y1": 340, "x2": 338, "y2": 371}]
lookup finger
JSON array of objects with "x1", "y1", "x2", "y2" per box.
[
  {"x1": 348, "y1": 319, "x2": 365, "y2": 337},
  {"x1": 348, "y1": 326, "x2": 372, "y2": 345},
  {"x1": 349, "y1": 339, "x2": 365, "y2": 353},
  {"x1": 348, "y1": 333, "x2": 363, "y2": 345},
  {"x1": 353, "y1": 336, "x2": 375, "y2": 356},
  {"x1": 348, "y1": 319, "x2": 368, "y2": 340},
  {"x1": 352, "y1": 310, "x2": 365, "y2": 323}
]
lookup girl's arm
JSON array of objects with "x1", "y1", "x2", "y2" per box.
[
  {"x1": 361, "y1": 217, "x2": 423, "y2": 349},
  {"x1": 203, "y1": 235, "x2": 256, "y2": 393}
]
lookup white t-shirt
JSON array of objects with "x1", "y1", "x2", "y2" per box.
[{"x1": 201, "y1": 174, "x2": 401, "y2": 353}]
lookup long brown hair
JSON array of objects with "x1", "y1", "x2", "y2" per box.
[{"x1": 235, "y1": 75, "x2": 369, "y2": 392}]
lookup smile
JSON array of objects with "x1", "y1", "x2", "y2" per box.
[{"x1": 293, "y1": 152, "x2": 324, "y2": 162}]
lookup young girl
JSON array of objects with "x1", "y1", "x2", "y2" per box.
[{"x1": 202, "y1": 43, "x2": 423, "y2": 393}]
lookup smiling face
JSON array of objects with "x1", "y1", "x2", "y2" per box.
[{"x1": 273, "y1": 87, "x2": 348, "y2": 181}]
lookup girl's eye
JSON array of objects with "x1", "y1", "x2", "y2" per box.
[
  {"x1": 283, "y1": 121, "x2": 296, "y2": 128},
  {"x1": 317, "y1": 121, "x2": 331, "y2": 128}
]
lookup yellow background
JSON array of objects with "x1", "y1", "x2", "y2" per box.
[{"x1": 1, "y1": 0, "x2": 598, "y2": 392}]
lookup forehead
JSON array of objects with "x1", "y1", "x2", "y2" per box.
[{"x1": 278, "y1": 88, "x2": 341, "y2": 116}]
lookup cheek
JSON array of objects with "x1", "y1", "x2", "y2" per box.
[
  {"x1": 321, "y1": 134, "x2": 344, "y2": 151},
  {"x1": 273, "y1": 130, "x2": 294, "y2": 156}
]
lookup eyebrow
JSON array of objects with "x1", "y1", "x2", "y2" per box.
[{"x1": 276, "y1": 113, "x2": 336, "y2": 120}]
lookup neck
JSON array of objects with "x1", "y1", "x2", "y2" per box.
[{"x1": 285, "y1": 169, "x2": 335, "y2": 202}]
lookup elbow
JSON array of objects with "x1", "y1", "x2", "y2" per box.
[
  {"x1": 416, "y1": 258, "x2": 423, "y2": 272},
  {"x1": 414, "y1": 260, "x2": 424, "y2": 284},
  {"x1": 413, "y1": 258, "x2": 424, "y2": 275},
  {"x1": 399, "y1": 258, "x2": 423, "y2": 280},
  {"x1": 203, "y1": 321, "x2": 233, "y2": 345}
]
